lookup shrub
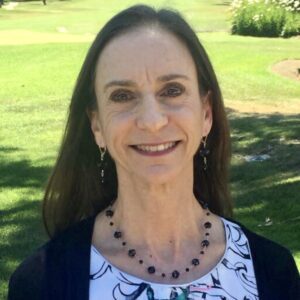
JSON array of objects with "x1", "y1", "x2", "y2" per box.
[
  {"x1": 274, "y1": 0, "x2": 300, "y2": 12},
  {"x1": 231, "y1": 0, "x2": 300, "y2": 37},
  {"x1": 282, "y1": 11, "x2": 300, "y2": 36}
]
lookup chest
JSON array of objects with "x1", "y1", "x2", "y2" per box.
[{"x1": 89, "y1": 220, "x2": 259, "y2": 300}]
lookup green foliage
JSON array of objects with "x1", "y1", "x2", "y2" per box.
[
  {"x1": 282, "y1": 11, "x2": 300, "y2": 36},
  {"x1": 274, "y1": 0, "x2": 300, "y2": 12},
  {"x1": 0, "y1": 0, "x2": 300, "y2": 298},
  {"x1": 231, "y1": 0, "x2": 300, "y2": 37}
]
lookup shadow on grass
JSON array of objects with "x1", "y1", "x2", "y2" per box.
[
  {"x1": 1, "y1": 111, "x2": 299, "y2": 297},
  {"x1": 229, "y1": 110, "x2": 300, "y2": 184},
  {"x1": 0, "y1": 146, "x2": 19, "y2": 153},
  {"x1": 0, "y1": 199, "x2": 46, "y2": 260},
  {"x1": 0, "y1": 147, "x2": 51, "y2": 188},
  {"x1": 233, "y1": 180, "x2": 300, "y2": 252},
  {"x1": 229, "y1": 111, "x2": 300, "y2": 156},
  {"x1": 228, "y1": 110, "x2": 300, "y2": 254},
  {"x1": 0, "y1": 199, "x2": 47, "y2": 299},
  {"x1": 0, "y1": 160, "x2": 50, "y2": 188},
  {"x1": 0, "y1": 147, "x2": 50, "y2": 298}
]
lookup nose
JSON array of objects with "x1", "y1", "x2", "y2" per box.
[{"x1": 136, "y1": 95, "x2": 168, "y2": 132}]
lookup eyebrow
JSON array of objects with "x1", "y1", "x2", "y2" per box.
[
  {"x1": 103, "y1": 73, "x2": 190, "y2": 92},
  {"x1": 104, "y1": 80, "x2": 137, "y2": 92},
  {"x1": 157, "y1": 73, "x2": 190, "y2": 82}
]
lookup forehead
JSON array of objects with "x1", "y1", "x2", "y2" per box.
[{"x1": 95, "y1": 27, "x2": 197, "y2": 85}]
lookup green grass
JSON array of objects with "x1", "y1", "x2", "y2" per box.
[
  {"x1": 0, "y1": 0, "x2": 299, "y2": 298},
  {"x1": 0, "y1": 0, "x2": 231, "y2": 33},
  {"x1": 229, "y1": 111, "x2": 300, "y2": 254},
  {"x1": 201, "y1": 33, "x2": 300, "y2": 106}
]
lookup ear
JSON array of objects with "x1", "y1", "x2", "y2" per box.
[
  {"x1": 86, "y1": 109, "x2": 106, "y2": 148},
  {"x1": 202, "y1": 91, "x2": 213, "y2": 137}
]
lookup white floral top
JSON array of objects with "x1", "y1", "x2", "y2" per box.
[{"x1": 89, "y1": 218, "x2": 259, "y2": 299}]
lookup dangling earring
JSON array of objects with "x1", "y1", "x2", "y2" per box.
[
  {"x1": 99, "y1": 146, "x2": 107, "y2": 183},
  {"x1": 199, "y1": 136, "x2": 210, "y2": 171}
]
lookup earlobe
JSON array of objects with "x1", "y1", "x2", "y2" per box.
[{"x1": 86, "y1": 109, "x2": 106, "y2": 148}]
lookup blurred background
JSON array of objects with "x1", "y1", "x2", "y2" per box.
[{"x1": 0, "y1": 0, "x2": 299, "y2": 298}]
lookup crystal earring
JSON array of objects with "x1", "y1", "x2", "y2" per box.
[
  {"x1": 99, "y1": 146, "x2": 107, "y2": 183},
  {"x1": 199, "y1": 136, "x2": 210, "y2": 171}
]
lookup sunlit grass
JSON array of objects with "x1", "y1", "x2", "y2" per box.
[
  {"x1": 0, "y1": 0, "x2": 299, "y2": 298},
  {"x1": 0, "y1": 0, "x2": 231, "y2": 33}
]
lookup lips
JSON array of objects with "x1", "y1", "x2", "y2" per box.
[{"x1": 131, "y1": 141, "x2": 180, "y2": 155}]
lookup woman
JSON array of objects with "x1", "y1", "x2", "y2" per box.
[{"x1": 8, "y1": 5, "x2": 299, "y2": 300}]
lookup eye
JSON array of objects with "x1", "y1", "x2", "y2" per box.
[
  {"x1": 110, "y1": 90, "x2": 135, "y2": 102},
  {"x1": 160, "y1": 83, "x2": 185, "y2": 98}
]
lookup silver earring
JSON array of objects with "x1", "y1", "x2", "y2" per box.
[
  {"x1": 199, "y1": 136, "x2": 209, "y2": 171},
  {"x1": 99, "y1": 147, "x2": 107, "y2": 183}
]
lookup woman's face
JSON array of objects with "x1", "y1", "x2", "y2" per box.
[{"x1": 90, "y1": 27, "x2": 212, "y2": 184}]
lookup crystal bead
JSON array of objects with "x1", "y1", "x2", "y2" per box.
[
  {"x1": 114, "y1": 231, "x2": 122, "y2": 239},
  {"x1": 201, "y1": 240, "x2": 210, "y2": 247},
  {"x1": 106, "y1": 209, "x2": 114, "y2": 217},
  {"x1": 204, "y1": 221, "x2": 212, "y2": 229},
  {"x1": 172, "y1": 270, "x2": 180, "y2": 279},
  {"x1": 191, "y1": 258, "x2": 200, "y2": 266},
  {"x1": 148, "y1": 266, "x2": 156, "y2": 274},
  {"x1": 128, "y1": 249, "x2": 136, "y2": 257},
  {"x1": 199, "y1": 149, "x2": 210, "y2": 156},
  {"x1": 201, "y1": 202, "x2": 209, "y2": 209}
]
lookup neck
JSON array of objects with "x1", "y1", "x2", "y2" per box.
[{"x1": 110, "y1": 170, "x2": 206, "y2": 263}]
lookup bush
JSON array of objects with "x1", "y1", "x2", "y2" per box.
[
  {"x1": 231, "y1": 0, "x2": 300, "y2": 37},
  {"x1": 282, "y1": 12, "x2": 300, "y2": 36},
  {"x1": 275, "y1": 0, "x2": 300, "y2": 12}
]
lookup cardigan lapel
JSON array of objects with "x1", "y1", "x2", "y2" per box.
[
  {"x1": 66, "y1": 216, "x2": 96, "y2": 300},
  {"x1": 46, "y1": 215, "x2": 97, "y2": 300}
]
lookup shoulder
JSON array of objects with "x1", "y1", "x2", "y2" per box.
[
  {"x1": 225, "y1": 218, "x2": 299, "y2": 299},
  {"x1": 225, "y1": 218, "x2": 294, "y2": 258},
  {"x1": 8, "y1": 245, "x2": 46, "y2": 300},
  {"x1": 46, "y1": 214, "x2": 96, "y2": 252},
  {"x1": 8, "y1": 215, "x2": 96, "y2": 300}
]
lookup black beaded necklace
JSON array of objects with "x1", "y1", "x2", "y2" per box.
[{"x1": 105, "y1": 201, "x2": 212, "y2": 280}]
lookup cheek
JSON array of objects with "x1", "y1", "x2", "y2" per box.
[
  {"x1": 177, "y1": 103, "x2": 204, "y2": 145},
  {"x1": 174, "y1": 100, "x2": 203, "y2": 127},
  {"x1": 100, "y1": 109, "x2": 134, "y2": 146}
]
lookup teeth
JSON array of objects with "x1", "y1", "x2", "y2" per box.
[{"x1": 136, "y1": 142, "x2": 176, "y2": 152}]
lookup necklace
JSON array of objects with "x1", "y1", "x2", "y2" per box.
[{"x1": 105, "y1": 201, "x2": 212, "y2": 280}]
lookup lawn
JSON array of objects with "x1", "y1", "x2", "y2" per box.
[{"x1": 0, "y1": 0, "x2": 299, "y2": 298}]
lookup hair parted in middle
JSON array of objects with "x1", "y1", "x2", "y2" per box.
[{"x1": 43, "y1": 4, "x2": 232, "y2": 237}]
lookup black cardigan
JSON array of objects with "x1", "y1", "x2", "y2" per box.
[{"x1": 8, "y1": 216, "x2": 300, "y2": 300}]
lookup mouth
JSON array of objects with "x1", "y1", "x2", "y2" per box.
[{"x1": 130, "y1": 141, "x2": 180, "y2": 156}]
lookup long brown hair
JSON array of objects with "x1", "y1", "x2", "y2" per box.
[{"x1": 43, "y1": 5, "x2": 232, "y2": 237}]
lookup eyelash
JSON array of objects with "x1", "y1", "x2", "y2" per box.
[
  {"x1": 109, "y1": 83, "x2": 185, "y2": 103},
  {"x1": 160, "y1": 83, "x2": 185, "y2": 98},
  {"x1": 110, "y1": 90, "x2": 135, "y2": 102}
]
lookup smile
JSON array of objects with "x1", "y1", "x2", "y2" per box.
[{"x1": 131, "y1": 141, "x2": 179, "y2": 156}]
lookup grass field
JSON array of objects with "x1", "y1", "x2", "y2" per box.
[{"x1": 0, "y1": 0, "x2": 300, "y2": 298}]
